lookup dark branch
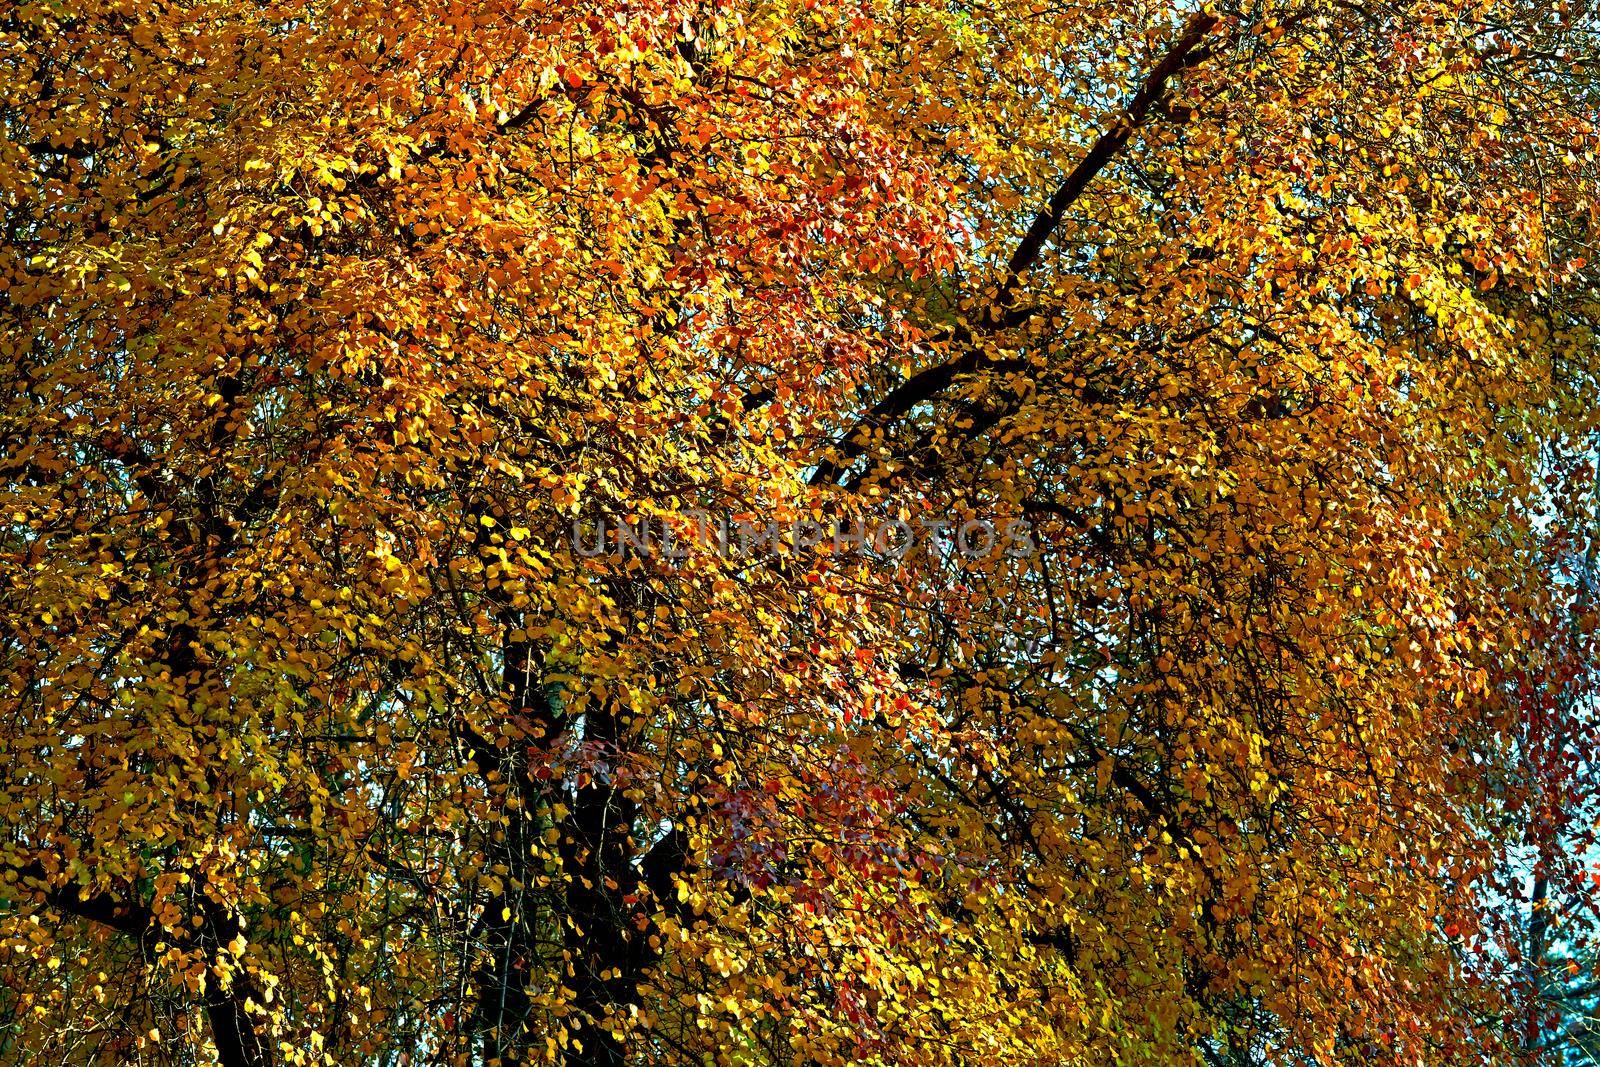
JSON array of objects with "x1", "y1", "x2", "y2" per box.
[
  {"x1": 8, "y1": 860, "x2": 150, "y2": 936},
  {"x1": 990, "y1": 12, "x2": 1219, "y2": 314},
  {"x1": 808, "y1": 12, "x2": 1222, "y2": 488}
]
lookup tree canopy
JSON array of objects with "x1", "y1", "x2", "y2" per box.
[{"x1": 3, "y1": 0, "x2": 1599, "y2": 1064}]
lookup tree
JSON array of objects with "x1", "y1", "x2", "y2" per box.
[
  {"x1": 1494, "y1": 439, "x2": 1600, "y2": 1067},
  {"x1": 2, "y1": 0, "x2": 1597, "y2": 1065}
]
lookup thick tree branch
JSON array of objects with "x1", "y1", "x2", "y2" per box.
[
  {"x1": 990, "y1": 12, "x2": 1219, "y2": 315},
  {"x1": 7, "y1": 860, "x2": 151, "y2": 936},
  {"x1": 808, "y1": 11, "x2": 1221, "y2": 488},
  {"x1": 5, "y1": 860, "x2": 275, "y2": 1066}
]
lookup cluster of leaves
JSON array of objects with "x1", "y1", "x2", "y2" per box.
[{"x1": 2, "y1": 0, "x2": 1599, "y2": 1064}]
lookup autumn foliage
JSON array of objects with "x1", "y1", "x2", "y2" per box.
[{"x1": 3, "y1": 0, "x2": 1600, "y2": 1064}]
